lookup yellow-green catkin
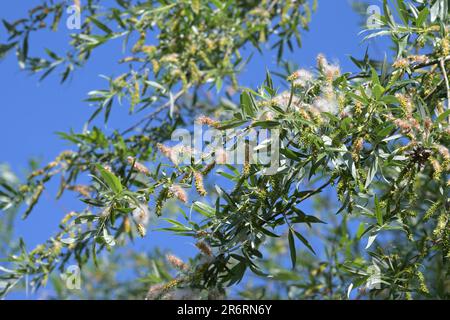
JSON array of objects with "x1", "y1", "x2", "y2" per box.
[
  {"x1": 416, "y1": 271, "x2": 429, "y2": 294},
  {"x1": 439, "y1": 36, "x2": 450, "y2": 56},
  {"x1": 124, "y1": 216, "x2": 131, "y2": 234},
  {"x1": 242, "y1": 162, "x2": 251, "y2": 177},
  {"x1": 28, "y1": 169, "x2": 45, "y2": 179},
  {"x1": 256, "y1": 188, "x2": 267, "y2": 201},
  {"x1": 141, "y1": 45, "x2": 156, "y2": 56},
  {"x1": 61, "y1": 211, "x2": 76, "y2": 225},
  {"x1": 424, "y1": 201, "x2": 441, "y2": 221},
  {"x1": 163, "y1": 278, "x2": 182, "y2": 291},
  {"x1": 136, "y1": 223, "x2": 146, "y2": 237},
  {"x1": 19, "y1": 184, "x2": 30, "y2": 193},
  {"x1": 433, "y1": 212, "x2": 448, "y2": 238},
  {"x1": 27, "y1": 184, "x2": 44, "y2": 210},
  {"x1": 151, "y1": 59, "x2": 160, "y2": 74},
  {"x1": 155, "y1": 188, "x2": 169, "y2": 216},
  {"x1": 131, "y1": 78, "x2": 140, "y2": 107}
]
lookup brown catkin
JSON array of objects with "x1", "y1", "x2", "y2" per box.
[
  {"x1": 316, "y1": 53, "x2": 340, "y2": 81},
  {"x1": 196, "y1": 115, "x2": 219, "y2": 127},
  {"x1": 202, "y1": 161, "x2": 216, "y2": 176},
  {"x1": 393, "y1": 58, "x2": 409, "y2": 69},
  {"x1": 28, "y1": 169, "x2": 44, "y2": 179},
  {"x1": 67, "y1": 185, "x2": 91, "y2": 197},
  {"x1": 44, "y1": 161, "x2": 59, "y2": 170},
  {"x1": 166, "y1": 254, "x2": 189, "y2": 271},
  {"x1": 145, "y1": 283, "x2": 165, "y2": 300},
  {"x1": 194, "y1": 171, "x2": 207, "y2": 196},
  {"x1": 430, "y1": 158, "x2": 442, "y2": 180},
  {"x1": 196, "y1": 241, "x2": 212, "y2": 256},
  {"x1": 169, "y1": 185, "x2": 188, "y2": 203},
  {"x1": 215, "y1": 148, "x2": 228, "y2": 164},
  {"x1": 437, "y1": 145, "x2": 450, "y2": 161},
  {"x1": 352, "y1": 137, "x2": 364, "y2": 161},
  {"x1": 127, "y1": 156, "x2": 150, "y2": 175},
  {"x1": 157, "y1": 143, "x2": 172, "y2": 158}
]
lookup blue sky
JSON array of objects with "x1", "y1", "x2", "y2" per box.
[{"x1": 0, "y1": 0, "x2": 390, "y2": 299}]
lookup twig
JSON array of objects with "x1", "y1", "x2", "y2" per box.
[
  {"x1": 414, "y1": 55, "x2": 450, "y2": 69},
  {"x1": 439, "y1": 58, "x2": 450, "y2": 123},
  {"x1": 121, "y1": 90, "x2": 186, "y2": 135},
  {"x1": 346, "y1": 55, "x2": 450, "y2": 81}
]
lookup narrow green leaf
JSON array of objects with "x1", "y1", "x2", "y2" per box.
[
  {"x1": 241, "y1": 91, "x2": 256, "y2": 117},
  {"x1": 89, "y1": 17, "x2": 113, "y2": 34},
  {"x1": 95, "y1": 164, "x2": 123, "y2": 194},
  {"x1": 0, "y1": 42, "x2": 17, "y2": 60},
  {"x1": 293, "y1": 230, "x2": 316, "y2": 255},
  {"x1": 375, "y1": 195, "x2": 383, "y2": 225},
  {"x1": 288, "y1": 229, "x2": 296, "y2": 269}
]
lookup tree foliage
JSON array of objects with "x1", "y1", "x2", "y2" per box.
[{"x1": 1, "y1": 0, "x2": 449, "y2": 300}]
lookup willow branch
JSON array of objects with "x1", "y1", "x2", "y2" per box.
[
  {"x1": 439, "y1": 58, "x2": 450, "y2": 123},
  {"x1": 347, "y1": 55, "x2": 450, "y2": 81}
]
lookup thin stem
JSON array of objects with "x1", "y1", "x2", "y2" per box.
[
  {"x1": 121, "y1": 89, "x2": 186, "y2": 135},
  {"x1": 439, "y1": 58, "x2": 450, "y2": 123},
  {"x1": 346, "y1": 55, "x2": 450, "y2": 81}
]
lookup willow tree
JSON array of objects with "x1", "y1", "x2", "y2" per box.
[{"x1": 1, "y1": 0, "x2": 449, "y2": 300}]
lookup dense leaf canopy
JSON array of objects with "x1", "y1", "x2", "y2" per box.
[{"x1": 0, "y1": 0, "x2": 449, "y2": 300}]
